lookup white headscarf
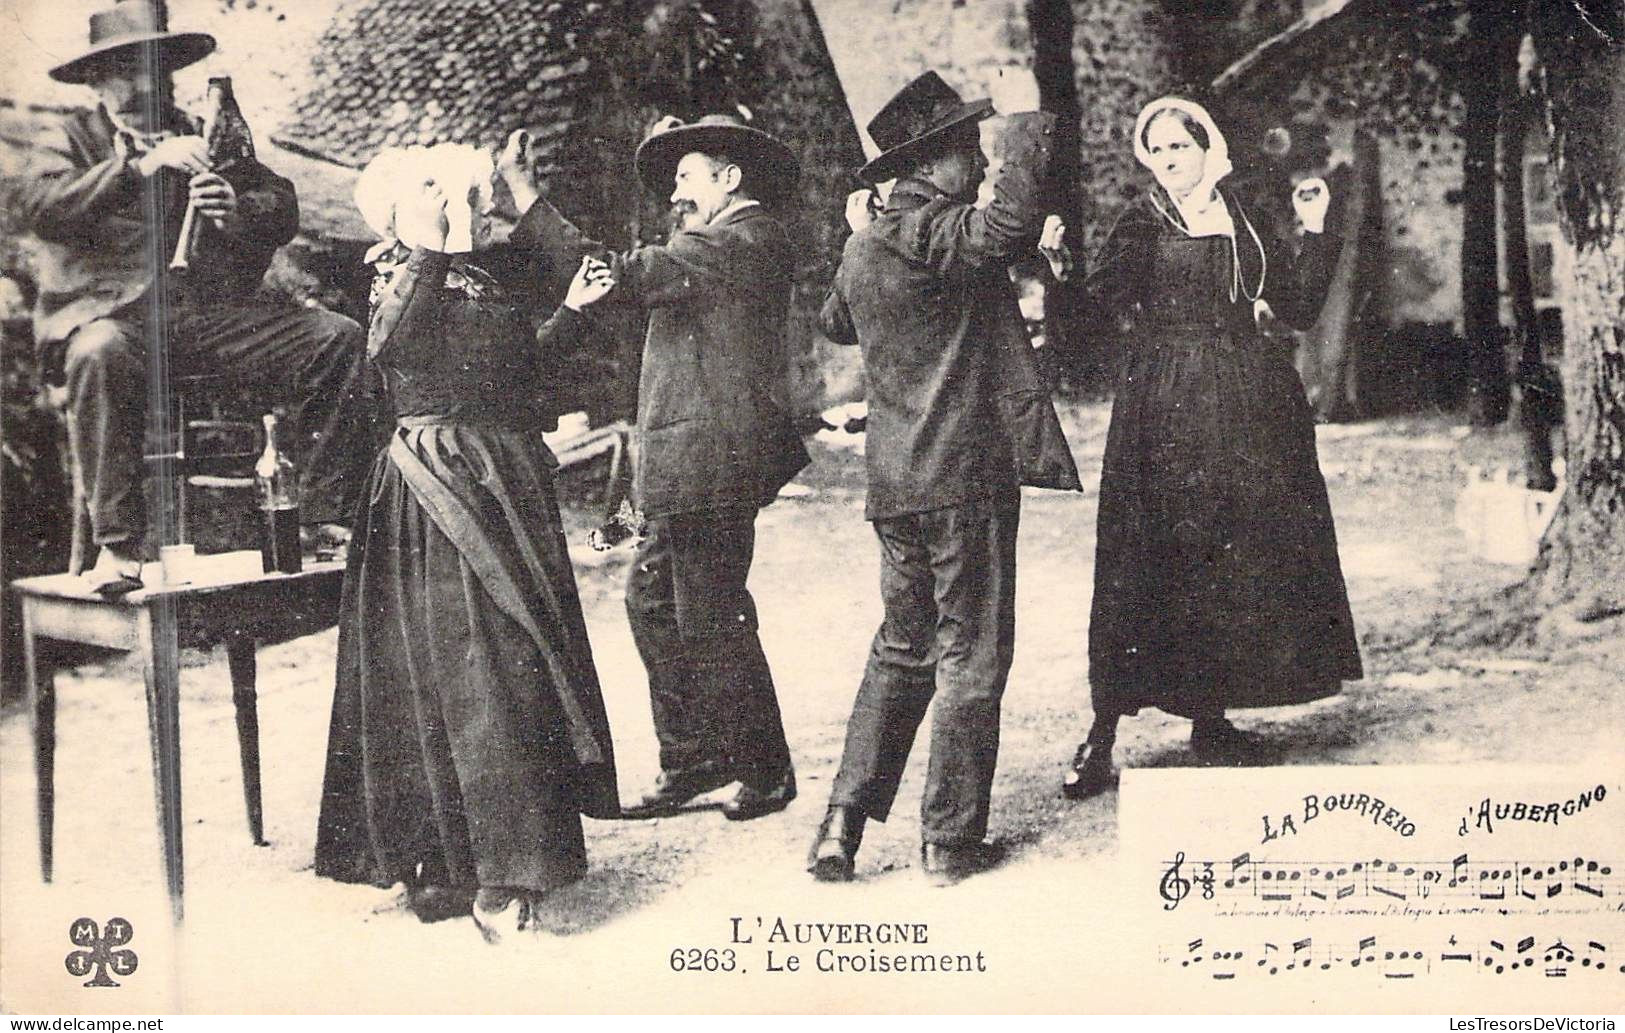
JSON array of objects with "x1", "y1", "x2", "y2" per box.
[
  {"x1": 353, "y1": 143, "x2": 496, "y2": 258},
  {"x1": 1132, "y1": 95, "x2": 1270, "y2": 311},
  {"x1": 1133, "y1": 96, "x2": 1234, "y2": 239}
]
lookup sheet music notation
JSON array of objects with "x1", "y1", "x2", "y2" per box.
[
  {"x1": 1160, "y1": 934, "x2": 1625, "y2": 980},
  {"x1": 1158, "y1": 852, "x2": 1618, "y2": 911}
]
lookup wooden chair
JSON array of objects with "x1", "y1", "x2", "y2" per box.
[{"x1": 64, "y1": 372, "x2": 265, "y2": 575}]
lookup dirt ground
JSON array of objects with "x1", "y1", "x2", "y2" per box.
[{"x1": 2, "y1": 401, "x2": 1622, "y2": 1013}]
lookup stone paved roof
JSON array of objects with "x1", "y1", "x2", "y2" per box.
[{"x1": 273, "y1": 0, "x2": 596, "y2": 172}]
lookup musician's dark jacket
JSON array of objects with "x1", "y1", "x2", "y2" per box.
[
  {"x1": 818, "y1": 111, "x2": 1080, "y2": 521},
  {"x1": 10, "y1": 103, "x2": 299, "y2": 362},
  {"x1": 511, "y1": 198, "x2": 809, "y2": 520}
]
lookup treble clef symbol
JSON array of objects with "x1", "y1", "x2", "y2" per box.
[{"x1": 1160, "y1": 851, "x2": 1192, "y2": 911}]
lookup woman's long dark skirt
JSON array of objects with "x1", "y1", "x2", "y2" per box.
[
  {"x1": 315, "y1": 426, "x2": 616, "y2": 896},
  {"x1": 1088, "y1": 324, "x2": 1363, "y2": 720}
]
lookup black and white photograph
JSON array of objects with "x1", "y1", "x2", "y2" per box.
[{"x1": 0, "y1": 0, "x2": 1621, "y2": 1016}]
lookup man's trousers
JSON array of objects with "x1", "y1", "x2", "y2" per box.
[
  {"x1": 62, "y1": 298, "x2": 376, "y2": 549},
  {"x1": 625, "y1": 508, "x2": 793, "y2": 789},
  {"x1": 828, "y1": 490, "x2": 1019, "y2": 846}
]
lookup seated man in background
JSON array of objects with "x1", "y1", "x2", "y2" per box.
[{"x1": 12, "y1": 0, "x2": 374, "y2": 592}]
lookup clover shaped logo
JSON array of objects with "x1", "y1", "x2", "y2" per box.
[{"x1": 64, "y1": 916, "x2": 138, "y2": 988}]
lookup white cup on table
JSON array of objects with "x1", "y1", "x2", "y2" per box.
[{"x1": 158, "y1": 544, "x2": 196, "y2": 586}]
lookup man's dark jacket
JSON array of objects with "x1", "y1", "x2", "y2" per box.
[
  {"x1": 9, "y1": 104, "x2": 299, "y2": 360},
  {"x1": 512, "y1": 199, "x2": 809, "y2": 520},
  {"x1": 819, "y1": 111, "x2": 1080, "y2": 521}
]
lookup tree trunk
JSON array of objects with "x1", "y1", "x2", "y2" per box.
[
  {"x1": 1460, "y1": 0, "x2": 1513, "y2": 426},
  {"x1": 1302, "y1": 129, "x2": 1378, "y2": 420},
  {"x1": 1499, "y1": 55, "x2": 1559, "y2": 490},
  {"x1": 1026, "y1": 0, "x2": 1089, "y2": 388},
  {"x1": 763, "y1": 0, "x2": 869, "y2": 411},
  {"x1": 1525, "y1": 0, "x2": 1625, "y2": 618}
]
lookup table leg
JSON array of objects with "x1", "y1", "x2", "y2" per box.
[
  {"x1": 224, "y1": 638, "x2": 266, "y2": 846},
  {"x1": 137, "y1": 605, "x2": 184, "y2": 924},
  {"x1": 22, "y1": 606, "x2": 55, "y2": 883}
]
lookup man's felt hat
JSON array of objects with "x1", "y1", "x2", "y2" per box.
[
  {"x1": 49, "y1": 0, "x2": 216, "y2": 85},
  {"x1": 859, "y1": 71, "x2": 993, "y2": 184},
  {"x1": 633, "y1": 114, "x2": 799, "y2": 205}
]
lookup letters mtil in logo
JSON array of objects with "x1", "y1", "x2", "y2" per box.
[{"x1": 64, "y1": 916, "x2": 138, "y2": 988}]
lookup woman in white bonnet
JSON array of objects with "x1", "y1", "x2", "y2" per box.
[
  {"x1": 1041, "y1": 96, "x2": 1361, "y2": 798},
  {"x1": 315, "y1": 143, "x2": 622, "y2": 943}
]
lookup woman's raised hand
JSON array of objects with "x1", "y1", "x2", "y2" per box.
[
  {"x1": 395, "y1": 178, "x2": 451, "y2": 252},
  {"x1": 986, "y1": 66, "x2": 1042, "y2": 116},
  {"x1": 497, "y1": 129, "x2": 540, "y2": 211},
  {"x1": 845, "y1": 188, "x2": 878, "y2": 233},
  {"x1": 1292, "y1": 177, "x2": 1330, "y2": 234},
  {"x1": 1038, "y1": 214, "x2": 1073, "y2": 281},
  {"x1": 564, "y1": 255, "x2": 616, "y2": 311}
]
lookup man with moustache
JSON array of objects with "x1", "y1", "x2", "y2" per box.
[
  {"x1": 499, "y1": 114, "x2": 809, "y2": 822},
  {"x1": 11, "y1": 0, "x2": 373, "y2": 593},
  {"x1": 808, "y1": 68, "x2": 1073, "y2": 885}
]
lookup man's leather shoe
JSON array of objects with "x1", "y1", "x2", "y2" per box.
[
  {"x1": 621, "y1": 763, "x2": 734, "y2": 817},
  {"x1": 1061, "y1": 740, "x2": 1116, "y2": 800},
  {"x1": 722, "y1": 768, "x2": 796, "y2": 822},
  {"x1": 920, "y1": 841, "x2": 1006, "y2": 887},
  {"x1": 806, "y1": 805, "x2": 865, "y2": 881}
]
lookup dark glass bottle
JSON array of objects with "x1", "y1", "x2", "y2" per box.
[{"x1": 255, "y1": 413, "x2": 301, "y2": 574}]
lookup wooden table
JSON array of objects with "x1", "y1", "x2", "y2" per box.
[{"x1": 12, "y1": 552, "x2": 344, "y2": 923}]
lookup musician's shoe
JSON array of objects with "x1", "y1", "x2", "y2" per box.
[
  {"x1": 722, "y1": 767, "x2": 796, "y2": 822},
  {"x1": 82, "y1": 543, "x2": 144, "y2": 597},
  {"x1": 1190, "y1": 716, "x2": 1277, "y2": 764},
  {"x1": 1061, "y1": 740, "x2": 1116, "y2": 800},
  {"x1": 621, "y1": 762, "x2": 735, "y2": 818},
  {"x1": 920, "y1": 841, "x2": 1006, "y2": 887},
  {"x1": 806, "y1": 805, "x2": 866, "y2": 882}
]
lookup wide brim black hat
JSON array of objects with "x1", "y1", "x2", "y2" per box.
[
  {"x1": 50, "y1": 31, "x2": 216, "y2": 85},
  {"x1": 634, "y1": 117, "x2": 800, "y2": 205},
  {"x1": 858, "y1": 96, "x2": 993, "y2": 185}
]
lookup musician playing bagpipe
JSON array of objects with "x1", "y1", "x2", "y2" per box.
[{"x1": 10, "y1": 0, "x2": 377, "y2": 593}]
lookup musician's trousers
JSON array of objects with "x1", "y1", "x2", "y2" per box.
[
  {"x1": 829, "y1": 490, "x2": 1019, "y2": 846},
  {"x1": 624, "y1": 510, "x2": 794, "y2": 788},
  {"x1": 63, "y1": 299, "x2": 375, "y2": 549}
]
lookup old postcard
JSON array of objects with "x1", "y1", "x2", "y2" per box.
[{"x1": 2, "y1": 0, "x2": 1622, "y2": 1016}]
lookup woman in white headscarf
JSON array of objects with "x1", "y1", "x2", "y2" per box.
[
  {"x1": 1040, "y1": 97, "x2": 1361, "y2": 798},
  {"x1": 315, "y1": 145, "x2": 622, "y2": 943}
]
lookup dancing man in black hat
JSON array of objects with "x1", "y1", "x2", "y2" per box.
[
  {"x1": 10, "y1": 0, "x2": 375, "y2": 593},
  {"x1": 808, "y1": 68, "x2": 1073, "y2": 885},
  {"x1": 499, "y1": 114, "x2": 810, "y2": 823}
]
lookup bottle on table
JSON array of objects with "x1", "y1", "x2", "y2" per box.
[{"x1": 255, "y1": 413, "x2": 301, "y2": 575}]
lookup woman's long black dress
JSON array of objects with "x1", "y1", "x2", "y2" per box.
[
  {"x1": 315, "y1": 248, "x2": 618, "y2": 898},
  {"x1": 1078, "y1": 190, "x2": 1362, "y2": 720}
]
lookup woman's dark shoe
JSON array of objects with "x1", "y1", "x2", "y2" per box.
[
  {"x1": 722, "y1": 768, "x2": 796, "y2": 822},
  {"x1": 1061, "y1": 740, "x2": 1116, "y2": 800},
  {"x1": 471, "y1": 887, "x2": 532, "y2": 945},
  {"x1": 806, "y1": 805, "x2": 866, "y2": 882},
  {"x1": 405, "y1": 883, "x2": 474, "y2": 923},
  {"x1": 1190, "y1": 717, "x2": 1277, "y2": 764}
]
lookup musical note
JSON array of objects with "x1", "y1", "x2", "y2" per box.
[
  {"x1": 1152, "y1": 852, "x2": 1619, "y2": 912},
  {"x1": 1161, "y1": 935, "x2": 1625, "y2": 980}
]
